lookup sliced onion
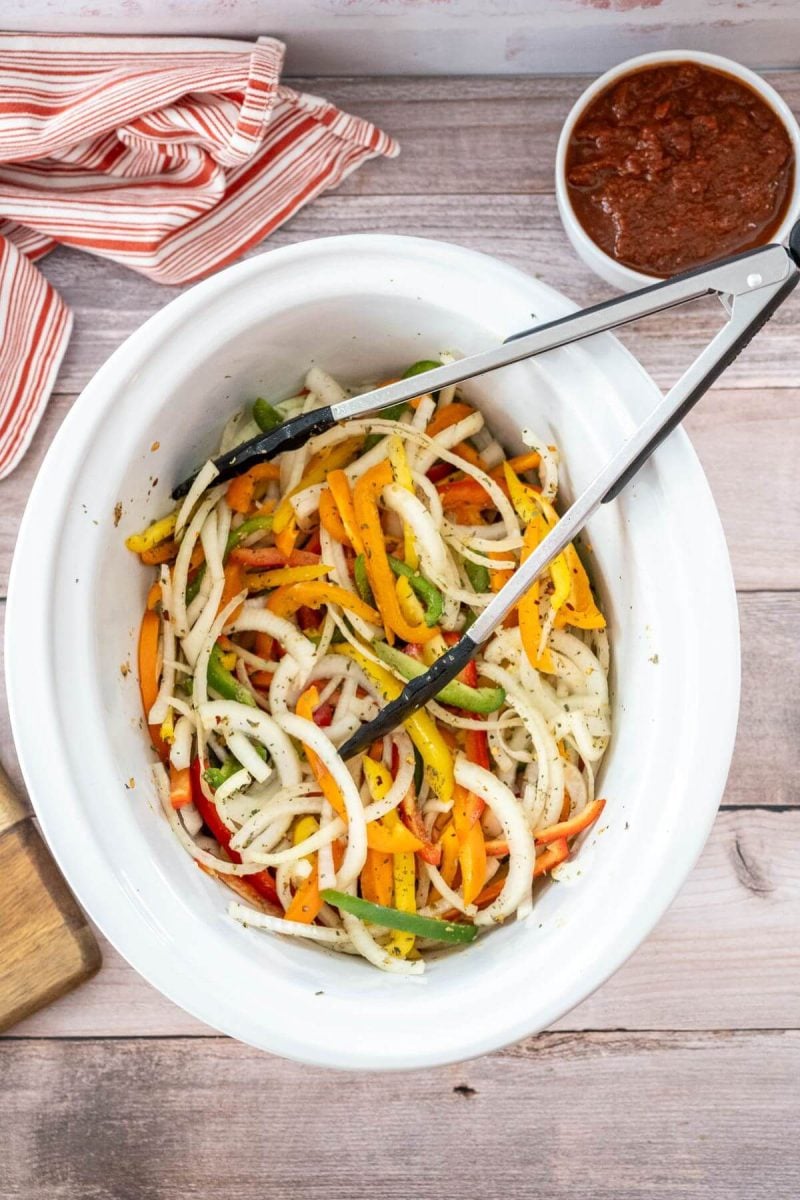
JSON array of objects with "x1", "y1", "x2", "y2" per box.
[
  {"x1": 198, "y1": 700, "x2": 302, "y2": 788},
  {"x1": 275, "y1": 712, "x2": 367, "y2": 889},
  {"x1": 175, "y1": 459, "x2": 219, "y2": 539},
  {"x1": 229, "y1": 902, "x2": 351, "y2": 944}
]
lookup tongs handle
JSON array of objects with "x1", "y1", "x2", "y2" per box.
[{"x1": 338, "y1": 236, "x2": 800, "y2": 759}]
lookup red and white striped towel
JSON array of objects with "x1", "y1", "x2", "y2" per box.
[{"x1": 0, "y1": 33, "x2": 398, "y2": 479}]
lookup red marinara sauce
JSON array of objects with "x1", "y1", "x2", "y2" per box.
[{"x1": 565, "y1": 61, "x2": 795, "y2": 277}]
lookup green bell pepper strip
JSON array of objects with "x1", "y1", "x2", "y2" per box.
[
  {"x1": 207, "y1": 644, "x2": 256, "y2": 707},
  {"x1": 363, "y1": 358, "x2": 444, "y2": 450},
  {"x1": 387, "y1": 556, "x2": 443, "y2": 627},
  {"x1": 372, "y1": 641, "x2": 505, "y2": 713},
  {"x1": 320, "y1": 889, "x2": 477, "y2": 944},
  {"x1": 224, "y1": 512, "x2": 274, "y2": 558},
  {"x1": 464, "y1": 558, "x2": 490, "y2": 593},
  {"x1": 185, "y1": 566, "x2": 205, "y2": 606},
  {"x1": 203, "y1": 757, "x2": 242, "y2": 790},
  {"x1": 353, "y1": 553, "x2": 375, "y2": 606},
  {"x1": 252, "y1": 397, "x2": 283, "y2": 432}
]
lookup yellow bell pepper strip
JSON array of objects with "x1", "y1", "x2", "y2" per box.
[
  {"x1": 246, "y1": 563, "x2": 331, "y2": 590},
  {"x1": 293, "y1": 815, "x2": 320, "y2": 859},
  {"x1": 126, "y1": 511, "x2": 177, "y2": 555},
  {"x1": 272, "y1": 437, "x2": 363, "y2": 535},
  {"x1": 327, "y1": 469, "x2": 364, "y2": 554},
  {"x1": 453, "y1": 784, "x2": 487, "y2": 907},
  {"x1": 384, "y1": 811, "x2": 417, "y2": 958},
  {"x1": 361, "y1": 848, "x2": 394, "y2": 906},
  {"x1": 226, "y1": 462, "x2": 281, "y2": 514},
  {"x1": 372, "y1": 641, "x2": 505, "y2": 713},
  {"x1": 363, "y1": 755, "x2": 425, "y2": 854},
  {"x1": 267, "y1": 580, "x2": 380, "y2": 625},
  {"x1": 274, "y1": 516, "x2": 298, "y2": 560},
  {"x1": 535, "y1": 798, "x2": 606, "y2": 845},
  {"x1": 388, "y1": 556, "x2": 443, "y2": 627},
  {"x1": 395, "y1": 575, "x2": 424, "y2": 629},
  {"x1": 437, "y1": 820, "x2": 460, "y2": 887},
  {"x1": 318, "y1": 487, "x2": 351, "y2": 546},
  {"x1": 386, "y1": 433, "x2": 419, "y2": 569},
  {"x1": 334, "y1": 643, "x2": 454, "y2": 803},
  {"x1": 352, "y1": 461, "x2": 436, "y2": 645},
  {"x1": 321, "y1": 889, "x2": 477, "y2": 944},
  {"x1": 295, "y1": 687, "x2": 348, "y2": 821}
]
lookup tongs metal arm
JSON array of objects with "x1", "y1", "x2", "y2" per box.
[
  {"x1": 337, "y1": 240, "x2": 800, "y2": 759},
  {"x1": 173, "y1": 241, "x2": 797, "y2": 498}
]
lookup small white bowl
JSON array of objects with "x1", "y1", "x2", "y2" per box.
[
  {"x1": 556, "y1": 50, "x2": 800, "y2": 290},
  {"x1": 5, "y1": 235, "x2": 739, "y2": 1068}
]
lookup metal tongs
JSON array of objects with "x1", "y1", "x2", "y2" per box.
[{"x1": 173, "y1": 227, "x2": 800, "y2": 759}]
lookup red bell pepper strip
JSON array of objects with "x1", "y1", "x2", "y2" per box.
[
  {"x1": 189, "y1": 759, "x2": 279, "y2": 906},
  {"x1": 465, "y1": 727, "x2": 491, "y2": 771}
]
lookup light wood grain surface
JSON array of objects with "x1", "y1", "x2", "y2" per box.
[{"x1": 0, "y1": 75, "x2": 798, "y2": 1200}]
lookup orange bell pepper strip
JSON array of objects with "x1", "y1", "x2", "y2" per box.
[
  {"x1": 146, "y1": 582, "x2": 162, "y2": 610},
  {"x1": 425, "y1": 401, "x2": 475, "y2": 438},
  {"x1": 488, "y1": 549, "x2": 514, "y2": 594},
  {"x1": 318, "y1": 487, "x2": 351, "y2": 546},
  {"x1": 534, "y1": 837, "x2": 570, "y2": 876},
  {"x1": 535, "y1": 798, "x2": 606, "y2": 845},
  {"x1": 219, "y1": 559, "x2": 246, "y2": 620},
  {"x1": 295, "y1": 687, "x2": 347, "y2": 821},
  {"x1": 138, "y1": 608, "x2": 169, "y2": 761},
  {"x1": 138, "y1": 609, "x2": 160, "y2": 718},
  {"x1": 140, "y1": 539, "x2": 178, "y2": 565},
  {"x1": 452, "y1": 783, "x2": 487, "y2": 907},
  {"x1": 360, "y1": 848, "x2": 394, "y2": 906},
  {"x1": 285, "y1": 867, "x2": 322, "y2": 924},
  {"x1": 226, "y1": 462, "x2": 281, "y2": 514},
  {"x1": 451, "y1": 441, "x2": 482, "y2": 468},
  {"x1": 353, "y1": 461, "x2": 436, "y2": 644},
  {"x1": 169, "y1": 764, "x2": 193, "y2": 810},
  {"x1": 518, "y1": 569, "x2": 554, "y2": 673},
  {"x1": 366, "y1": 820, "x2": 425, "y2": 854},
  {"x1": 327, "y1": 469, "x2": 364, "y2": 554},
  {"x1": 267, "y1": 580, "x2": 379, "y2": 625}
]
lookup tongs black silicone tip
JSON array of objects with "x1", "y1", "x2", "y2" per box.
[{"x1": 172, "y1": 405, "x2": 336, "y2": 499}]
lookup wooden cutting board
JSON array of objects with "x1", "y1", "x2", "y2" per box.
[{"x1": 0, "y1": 761, "x2": 100, "y2": 1031}]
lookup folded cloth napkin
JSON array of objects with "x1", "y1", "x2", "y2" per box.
[{"x1": 0, "y1": 33, "x2": 398, "y2": 479}]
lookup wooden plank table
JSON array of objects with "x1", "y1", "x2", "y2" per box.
[{"x1": 1, "y1": 75, "x2": 798, "y2": 1199}]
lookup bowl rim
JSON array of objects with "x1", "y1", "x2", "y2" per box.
[
  {"x1": 5, "y1": 234, "x2": 741, "y2": 1067},
  {"x1": 555, "y1": 49, "x2": 800, "y2": 289}
]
